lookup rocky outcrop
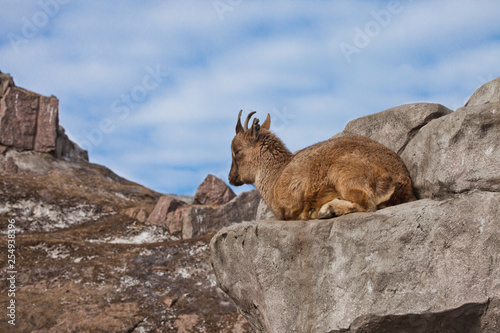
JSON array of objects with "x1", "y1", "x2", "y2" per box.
[
  {"x1": 146, "y1": 174, "x2": 259, "y2": 240},
  {"x1": 401, "y1": 100, "x2": 500, "y2": 199},
  {"x1": 212, "y1": 192, "x2": 500, "y2": 332},
  {"x1": 0, "y1": 70, "x2": 87, "y2": 162},
  {"x1": 339, "y1": 103, "x2": 453, "y2": 154},
  {"x1": 194, "y1": 174, "x2": 236, "y2": 205},
  {"x1": 256, "y1": 199, "x2": 276, "y2": 221},
  {"x1": 55, "y1": 125, "x2": 88, "y2": 161},
  {"x1": 146, "y1": 195, "x2": 187, "y2": 226},
  {"x1": 466, "y1": 76, "x2": 500, "y2": 107},
  {"x1": 176, "y1": 190, "x2": 260, "y2": 239},
  {"x1": 0, "y1": 73, "x2": 255, "y2": 332},
  {"x1": 0, "y1": 71, "x2": 14, "y2": 98},
  {"x1": 147, "y1": 181, "x2": 261, "y2": 239},
  {"x1": 211, "y1": 77, "x2": 500, "y2": 332}
]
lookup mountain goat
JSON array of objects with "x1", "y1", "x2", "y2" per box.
[{"x1": 229, "y1": 111, "x2": 416, "y2": 220}]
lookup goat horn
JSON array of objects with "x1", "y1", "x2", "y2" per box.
[
  {"x1": 236, "y1": 110, "x2": 244, "y2": 134},
  {"x1": 244, "y1": 111, "x2": 257, "y2": 131}
]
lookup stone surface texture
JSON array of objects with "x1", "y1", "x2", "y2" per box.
[
  {"x1": 340, "y1": 103, "x2": 453, "y2": 154},
  {"x1": 256, "y1": 198, "x2": 276, "y2": 221},
  {"x1": 172, "y1": 190, "x2": 261, "y2": 239},
  {"x1": 466, "y1": 77, "x2": 500, "y2": 107},
  {"x1": 212, "y1": 192, "x2": 500, "y2": 332},
  {"x1": 0, "y1": 71, "x2": 87, "y2": 161},
  {"x1": 211, "y1": 77, "x2": 500, "y2": 333},
  {"x1": 193, "y1": 174, "x2": 236, "y2": 205},
  {"x1": 146, "y1": 195, "x2": 187, "y2": 226},
  {"x1": 401, "y1": 101, "x2": 500, "y2": 199},
  {"x1": 146, "y1": 176, "x2": 259, "y2": 240}
]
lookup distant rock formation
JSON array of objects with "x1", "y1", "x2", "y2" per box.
[
  {"x1": 193, "y1": 174, "x2": 236, "y2": 205},
  {"x1": 0, "y1": 70, "x2": 87, "y2": 162},
  {"x1": 0, "y1": 72, "x2": 255, "y2": 332},
  {"x1": 211, "y1": 77, "x2": 500, "y2": 333},
  {"x1": 147, "y1": 175, "x2": 260, "y2": 239}
]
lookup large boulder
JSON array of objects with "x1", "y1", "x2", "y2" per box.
[
  {"x1": 168, "y1": 190, "x2": 261, "y2": 239},
  {"x1": 211, "y1": 77, "x2": 500, "y2": 333},
  {"x1": 146, "y1": 174, "x2": 259, "y2": 239},
  {"x1": 331, "y1": 81, "x2": 500, "y2": 200},
  {"x1": 401, "y1": 101, "x2": 500, "y2": 199},
  {"x1": 256, "y1": 198, "x2": 276, "y2": 221},
  {"x1": 211, "y1": 191, "x2": 500, "y2": 332},
  {"x1": 146, "y1": 195, "x2": 186, "y2": 226},
  {"x1": 193, "y1": 174, "x2": 236, "y2": 205},
  {"x1": 340, "y1": 103, "x2": 452, "y2": 154},
  {"x1": 466, "y1": 77, "x2": 500, "y2": 107}
]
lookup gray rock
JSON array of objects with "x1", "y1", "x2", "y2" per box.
[
  {"x1": 211, "y1": 77, "x2": 500, "y2": 333},
  {"x1": 0, "y1": 149, "x2": 82, "y2": 176},
  {"x1": 401, "y1": 101, "x2": 500, "y2": 199},
  {"x1": 333, "y1": 301, "x2": 497, "y2": 333},
  {"x1": 466, "y1": 77, "x2": 500, "y2": 107},
  {"x1": 340, "y1": 103, "x2": 452, "y2": 154},
  {"x1": 169, "y1": 190, "x2": 261, "y2": 239},
  {"x1": 55, "y1": 125, "x2": 89, "y2": 162},
  {"x1": 211, "y1": 191, "x2": 500, "y2": 333},
  {"x1": 256, "y1": 198, "x2": 276, "y2": 220}
]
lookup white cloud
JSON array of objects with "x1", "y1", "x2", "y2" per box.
[{"x1": 1, "y1": 0, "x2": 499, "y2": 195}]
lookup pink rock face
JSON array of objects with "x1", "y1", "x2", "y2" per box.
[
  {"x1": 0, "y1": 73, "x2": 14, "y2": 98},
  {"x1": 146, "y1": 195, "x2": 186, "y2": 226},
  {"x1": 0, "y1": 84, "x2": 59, "y2": 153},
  {"x1": 34, "y1": 95, "x2": 59, "y2": 152},
  {"x1": 193, "y1": 174, "x2": 236, "y2": 205},
  {"x1": 0, "y1": 87, "x2": 39, "y2": 150}
]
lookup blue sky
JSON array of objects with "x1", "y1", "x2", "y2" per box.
[{"x1": 1, "y1": 0, "x2": 499, "y2": 195}]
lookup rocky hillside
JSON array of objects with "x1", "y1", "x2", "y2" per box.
[
  {"x1": 0, "y1": 71, "x2": 257, "y2": 332},
  {"x1": 211, "y1": 78, "x2": 500, "y2": 332}
]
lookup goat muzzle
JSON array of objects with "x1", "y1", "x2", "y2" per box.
[{"x1": 229, "y1": 162, "x2": 244, "y2": 186}]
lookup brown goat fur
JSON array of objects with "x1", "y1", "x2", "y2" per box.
[{"x1": 229, "y1": 111, "x2": 416, "y2": 220}]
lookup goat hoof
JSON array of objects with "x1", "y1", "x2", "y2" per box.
[{"x1": 318, "y1": 206, "x2": 335, "y2": 219}]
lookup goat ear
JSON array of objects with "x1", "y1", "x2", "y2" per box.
[
  {"x1": 252, "y1": 118, "x2": 261, "y2": 139},
  {"x1": 236, "y1": 110, "x2": 244, "y2": 134},
  {"x1": 261, "y1": 113, "x2": 271, "y2": 130}
]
